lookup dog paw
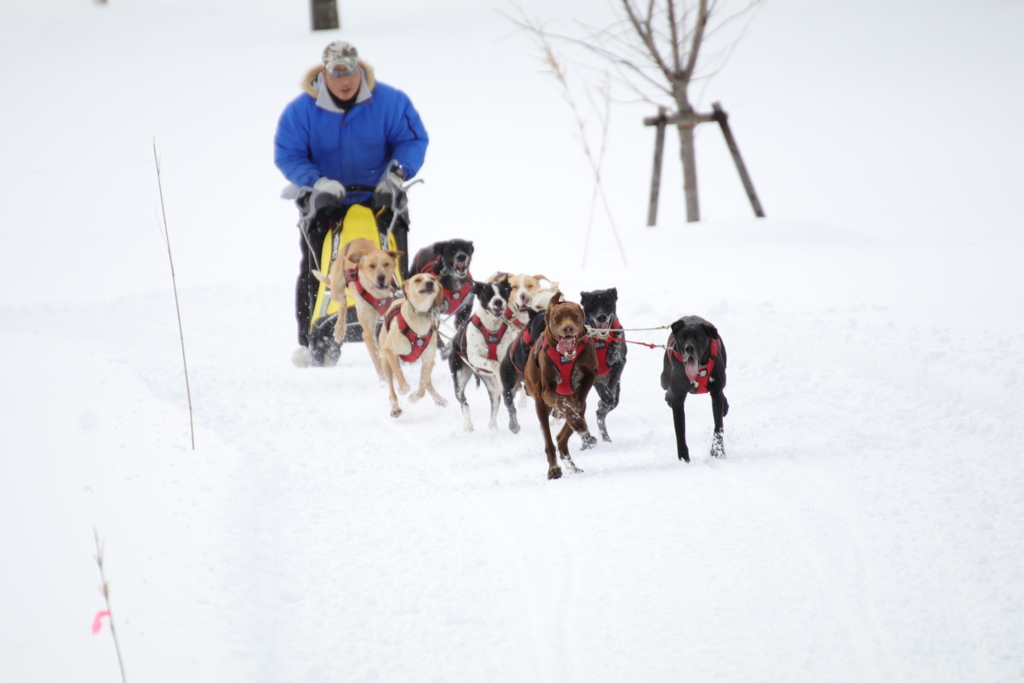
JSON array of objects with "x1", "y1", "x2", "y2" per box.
[
  {"x1": 580, "y1": 433, "x2": 598, "y2": 450},
  {"x1": 464, "y1": 423, "x2": 474, "y2": 432},
  {"x1": 678, "y1": 447, "x2": 690, "y2": 462},
  {"x1": 711, "y1": 434, "x2": 726, "y2": 458},
  {"x1": 561, "y1": 457, "x2": 583, "y2": 474},
  {"x1": 547, "y1": 466, "x2": 562, "y2": 480},
  {"x1": 432, "y1": 395, "x2": 448, "y2": 407},
  {"x1": 509, "y1": 421, "x2": 520, "y2": 434},
  {"x1": 409, "y1": 391, "x2": 425, "y2": 403},
  {"x1": 398, "y1": 383, "x2": 411, "y2": 395},
  {"x1": 390, "y1": 407, "x2": 402, "y2": 418},
  {"x1": 601, "y1": 432, "x2": 613, "y2": 443}
]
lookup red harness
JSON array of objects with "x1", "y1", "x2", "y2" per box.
[
  {"x1": 344, "y1": 267, "x2": 393, "y2": 315},
  {"x1": 384, "y1": 306, "x2": 433, "y2": 363},
  {"x1": 442, "y1": 279, "x2": 473, "y2": 316},
  {"x1": 471, "y1": 315, "x2": 508, "y2": 361},
  {"x1": 504, "y1": 306, "x2": 527, "y2": 330},
  {"x1": 593, "y1": 318, "x2": 623, "y2": 377},
  {"x1": 508, "y1": 324, "x2": 536, "y2": 374},
  {"x1": 539, "y1": 336, "x2": 589, "y2": 396},
  {"x1": 668, "y1": 337, "x2": 719, "y2": 394}
]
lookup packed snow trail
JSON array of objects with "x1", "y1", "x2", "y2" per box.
[{"x1": 151, "y1": 279, "x2": 1024, "y2": 682}]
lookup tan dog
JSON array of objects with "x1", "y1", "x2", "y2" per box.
[
  {"x1": 315, "y1": 237, "x2": 402, "y2": 379},
  {"x1": 523, "y1": 280, "x2": 560, "y2": 317},
  {"x1": 524, "y1": 292, "x2": 599, "y2": 479},
  {"x1": 487, "y1": 272, "x2": 556, "y2": 329},
  {"x1": 378, "y1": 273, "x2": 448, "y2": 418}
]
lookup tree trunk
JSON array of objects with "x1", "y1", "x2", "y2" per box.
[
  {"x1": 673, "y1": 78, "x2": 700, "y2": 223},
  {"x1": 677, "y1": 122, "x2": 700, "y2": 222},
  {"x1": 311, "y1": 0, "x2": 339, "y2": 31}
]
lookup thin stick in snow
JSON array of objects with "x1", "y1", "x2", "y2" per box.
[
  {"x1": 93, "y1": 529, "x2": 128, "y2": 683},
  {"x1": 153, "y1": 138, "x2": 196, "y2": 450}
]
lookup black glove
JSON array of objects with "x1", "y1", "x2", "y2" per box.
[{"x1": 306, "y1": 177, "x2": 346, "y2": 221}]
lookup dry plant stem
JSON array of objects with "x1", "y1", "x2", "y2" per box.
[
  {"x1": 94, "y1": 529, "x2": 128, "y2": 683},
  {"x1": 153, "y1": 138, "x2": 196, "y2": 449},
  {"x1": 535, "y1": 31, "x2": 628, "y2": 267},
  {"x1": 582, "y1": 76, "x2": 613, "y2": 268}
]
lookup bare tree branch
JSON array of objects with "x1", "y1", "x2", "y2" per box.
[
  {"x1": 503, "y1": 0, "x2": 764, "y2": 223},
  {"x1": 621, "y1": 0, "x2": 674, "y2": 81},
  {"x1": 683, "y1": 0, "x2": 708, "y2": 81},
  {"x1": 667, "y1": 1, "x2": 682, "y2": 75}
]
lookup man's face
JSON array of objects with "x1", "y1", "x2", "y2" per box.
[{"x1": 323, "y1": 66, "x2": 361, "y2": 101}]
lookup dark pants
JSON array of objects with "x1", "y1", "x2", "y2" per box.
[{"x1": 295, "y1": 203, "x2": 410, "y2": 347}]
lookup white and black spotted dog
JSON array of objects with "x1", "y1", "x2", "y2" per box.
[{"x1": 449, "y1": 276, "x2": 516, "y2": 431}]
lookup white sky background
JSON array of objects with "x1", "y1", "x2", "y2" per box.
[{"x1": 1, "y1": 1, "x2": 1023, "y2": 682}]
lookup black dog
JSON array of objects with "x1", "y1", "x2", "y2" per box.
[
  {"x1": 580, "y1": 288, "x2": 627, "y2": 442},
  {"x1": 499, "y1": 307, "x2": 545, "y2": 433},
  {"x1": 411, "y1": 239, "x2": 475, "y2": 356},
  {"x1": 661, "y1": 315, "x2": 729, "y2": 462}
]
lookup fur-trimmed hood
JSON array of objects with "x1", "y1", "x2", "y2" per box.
[{"x1": 301, "y1": 63, "x2": 376, "y2": 112}]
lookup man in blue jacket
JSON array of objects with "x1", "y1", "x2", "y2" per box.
[{"x1": 275, "y1": 40, "x2": 428, "y2": 364}]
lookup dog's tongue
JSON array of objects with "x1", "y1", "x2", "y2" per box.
[
  {"x1": 684, "y1": 358, "x2": 699, "y2": 383},
  {"x1": 557, "y1": 335, "x2": 577, "y2": 356}
]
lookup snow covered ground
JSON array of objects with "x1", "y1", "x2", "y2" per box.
[{"x1": 2, "y1": 0, "x2": 1023, "y2": 681}]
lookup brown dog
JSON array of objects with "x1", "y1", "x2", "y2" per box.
[
  {"x1": 378, "y1": 272, "x2": 448, "y2": 418},
  {"x1": 315, "y1": 237, "x2": 402, "y2": 379},
  {"x1": 524, "y1": 292, "x2": 599, "y2": 479}
]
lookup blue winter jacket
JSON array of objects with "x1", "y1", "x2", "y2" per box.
[{"x1": 274, "y1": 64, "x2": 428, "y2": 205}]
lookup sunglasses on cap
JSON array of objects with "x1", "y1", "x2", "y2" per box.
[{"x1": 327, "y1": 65, "x2": 359, "y2": 79}]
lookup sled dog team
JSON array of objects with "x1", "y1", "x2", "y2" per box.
[{"x1": 315, "y1": 238, "x2": 728, "y2": 480}]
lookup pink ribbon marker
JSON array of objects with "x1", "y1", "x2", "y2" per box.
[{"x1": 91, "y1": 610, "x2": 110, "y2": 635}]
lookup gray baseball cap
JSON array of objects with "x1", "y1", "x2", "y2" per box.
[{"x1": 322, "y1": 40, "x2": 359, "y2": 74}]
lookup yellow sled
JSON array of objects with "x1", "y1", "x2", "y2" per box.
[{"x1": 309, "y1": 204, "x2": 402, "y2": 333}]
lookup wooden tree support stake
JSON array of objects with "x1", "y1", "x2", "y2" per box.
[
  {"x1": 647, "y1": 107, "x2": 667, "y2": 227},
  {"x1": 712, "y1": 101, "x2": 765, "y2": 218},
  {"x1": 644, "y1": 101, "x2": 765, "y2": 224}
]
